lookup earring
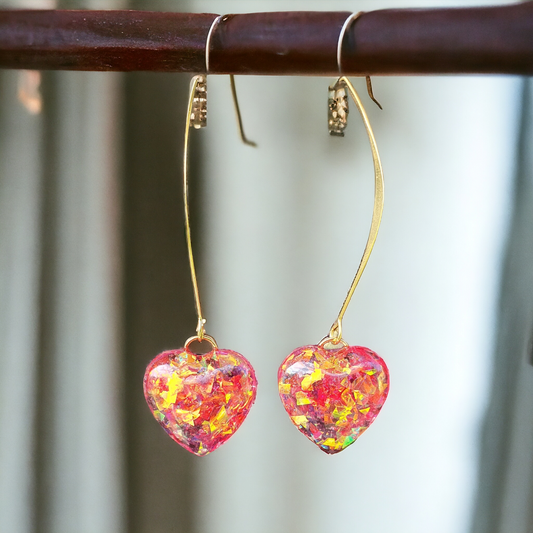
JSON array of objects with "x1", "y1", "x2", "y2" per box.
[
  {"x1": 278, "y1": 12, "x2": 388, "y2": 456},
  {"x1": 144, "y1": 17, "x2": 258, "y2": 457},
  {"x1": 278, "y1": 76, "x2": 389, "y2": 455}
]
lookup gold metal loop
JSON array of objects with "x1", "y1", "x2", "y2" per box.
[
  {"x1": 327, "y1": 76, "x2": 384, "y2": 344},
  {"x1": 184, "y1": 334, "x2": 219, "y2": 352},
  {"x1": 319, "y1": 335, "x2": 349, "y2": 350}
]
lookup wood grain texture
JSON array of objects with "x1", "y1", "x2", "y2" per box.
[
  {"x1": 0, "y1": 5, "x2": 532, "y2": 75},
  {"x1": 0, "y1": 10, "x2": 217, "y2": 72}
]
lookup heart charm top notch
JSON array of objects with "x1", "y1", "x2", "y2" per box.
[
  {"x1": 278, "y1": 344, "x2": 389, "y2": 454},
  {"x1": 144, "y1": 347, "x2": 257, "y2": 456}
]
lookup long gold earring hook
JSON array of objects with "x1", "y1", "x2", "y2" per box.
[
  {"x1": 184, "y1": 76, "x2": 207, "y2": 339},
  {"x1": 326, "y1": 76, "x2": 384, "y2": 343},
  {"x1": 183, "y1": 16, "x2": 256, "y2": 341},
  {"x1": 183, "y1": 75, "x2": 254, "y2": 343}
]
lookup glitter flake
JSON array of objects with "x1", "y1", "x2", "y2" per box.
[
  {"x1": 144, "y1": 348, "x2": 257, "y2": 456},
  {"x1": 278, "y1": 344, "x2": 389, "y2": 454}
]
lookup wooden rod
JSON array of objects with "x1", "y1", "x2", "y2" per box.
[{"x1": 0, "y1": 4, "x2": 532, "y2": 75}]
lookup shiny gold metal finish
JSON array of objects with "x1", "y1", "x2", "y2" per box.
[
  {"x1": 326, "y1": 76, "x2": 384, "y2": 344},
  {"x1": 319, "y1": 334, "x2": 349, "y2": 351},
  {"x1": 184, "y1": 334, "x2": 219, "y2": 351},
  {"x1": 184, "y1": 75, "x2": 206, "y2": 338},
  {"x1": 183, "y1": 75, "x2": 255, "y2": 340}
]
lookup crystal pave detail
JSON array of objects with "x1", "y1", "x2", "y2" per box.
[
  {"x1": 190, "y1": 75, "x2": 207, "y2": 129},
  {"x1": 328, "y1": 79, "x2": 349, "y2": 136}
]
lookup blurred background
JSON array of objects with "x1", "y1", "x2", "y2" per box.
[{"x1": 0, "y1": 0, "x2": 532, "y2": 532}]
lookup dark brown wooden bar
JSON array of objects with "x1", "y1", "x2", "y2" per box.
[{"x1": 0, "y1": 4, "x2": 532, "y2": 75}]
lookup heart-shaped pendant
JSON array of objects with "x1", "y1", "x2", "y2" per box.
[
  {"x1": 144, "y1": 345, "x2": 257, "y2": 456},
  {"x1": 278, "y1": 343, "x2": 389, "y2": 454}
]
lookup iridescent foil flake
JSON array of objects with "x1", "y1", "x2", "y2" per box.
[
  {"x1": 144, "y1": 348, "x2": 257, "y2": 456},
  {"x1": 278, "y1": 344, "x2": 389, "y2": 454}
]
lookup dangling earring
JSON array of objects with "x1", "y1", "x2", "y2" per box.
[
  {"x1": 143, "y1": 17, "x2": 257, "y2": 457},
  {"x1": 278, "y1": 13, "x2": 389, "y2": 455}
]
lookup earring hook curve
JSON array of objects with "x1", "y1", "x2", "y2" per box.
[
  {"x1": 325, "y1": 76, "x2": 384, "y2": 345},
  {"x1": 337, "y1": 12, "x2": 383, "y2": 110},
  {"x1": 184, "y1": 75, "x2": 207, "y2": 339},
  {"x1": 206, "y1": 15, "x2": 257, "y2": 146},
  {"x1": 184, "y1": 14, "x2": 259, "y2": 339}
]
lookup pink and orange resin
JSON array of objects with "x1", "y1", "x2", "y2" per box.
[
  {"x1": 278, "y1": 344, "x2": 389, "y2": 454},
  {"x1": 144, "y1": 348, "x2": 257, "y2": 456}
]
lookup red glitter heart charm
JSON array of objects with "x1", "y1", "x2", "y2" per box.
[
  {"x1": 144, "y1": 347, "x2": 257, "y2": 456},
  {"x1": 278, "y1": 344, "x2": 389, "y2": 454}
]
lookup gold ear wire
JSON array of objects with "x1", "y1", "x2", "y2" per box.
[
  {"x1": 183, "y1": 71, "x2": 256, "y2": 340},
  {"x1": 184, "y1": 75, "x2": 207, "y2": 339},
  {"x1": 325, "y1": 76, "x2": 384, "y2": 345},
  {"x1": 182, "y1": 14, "x2": 258, "y2": 339},
  {"x1": 328, "y1": 14, "x2": 385, "y2": 344}
]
